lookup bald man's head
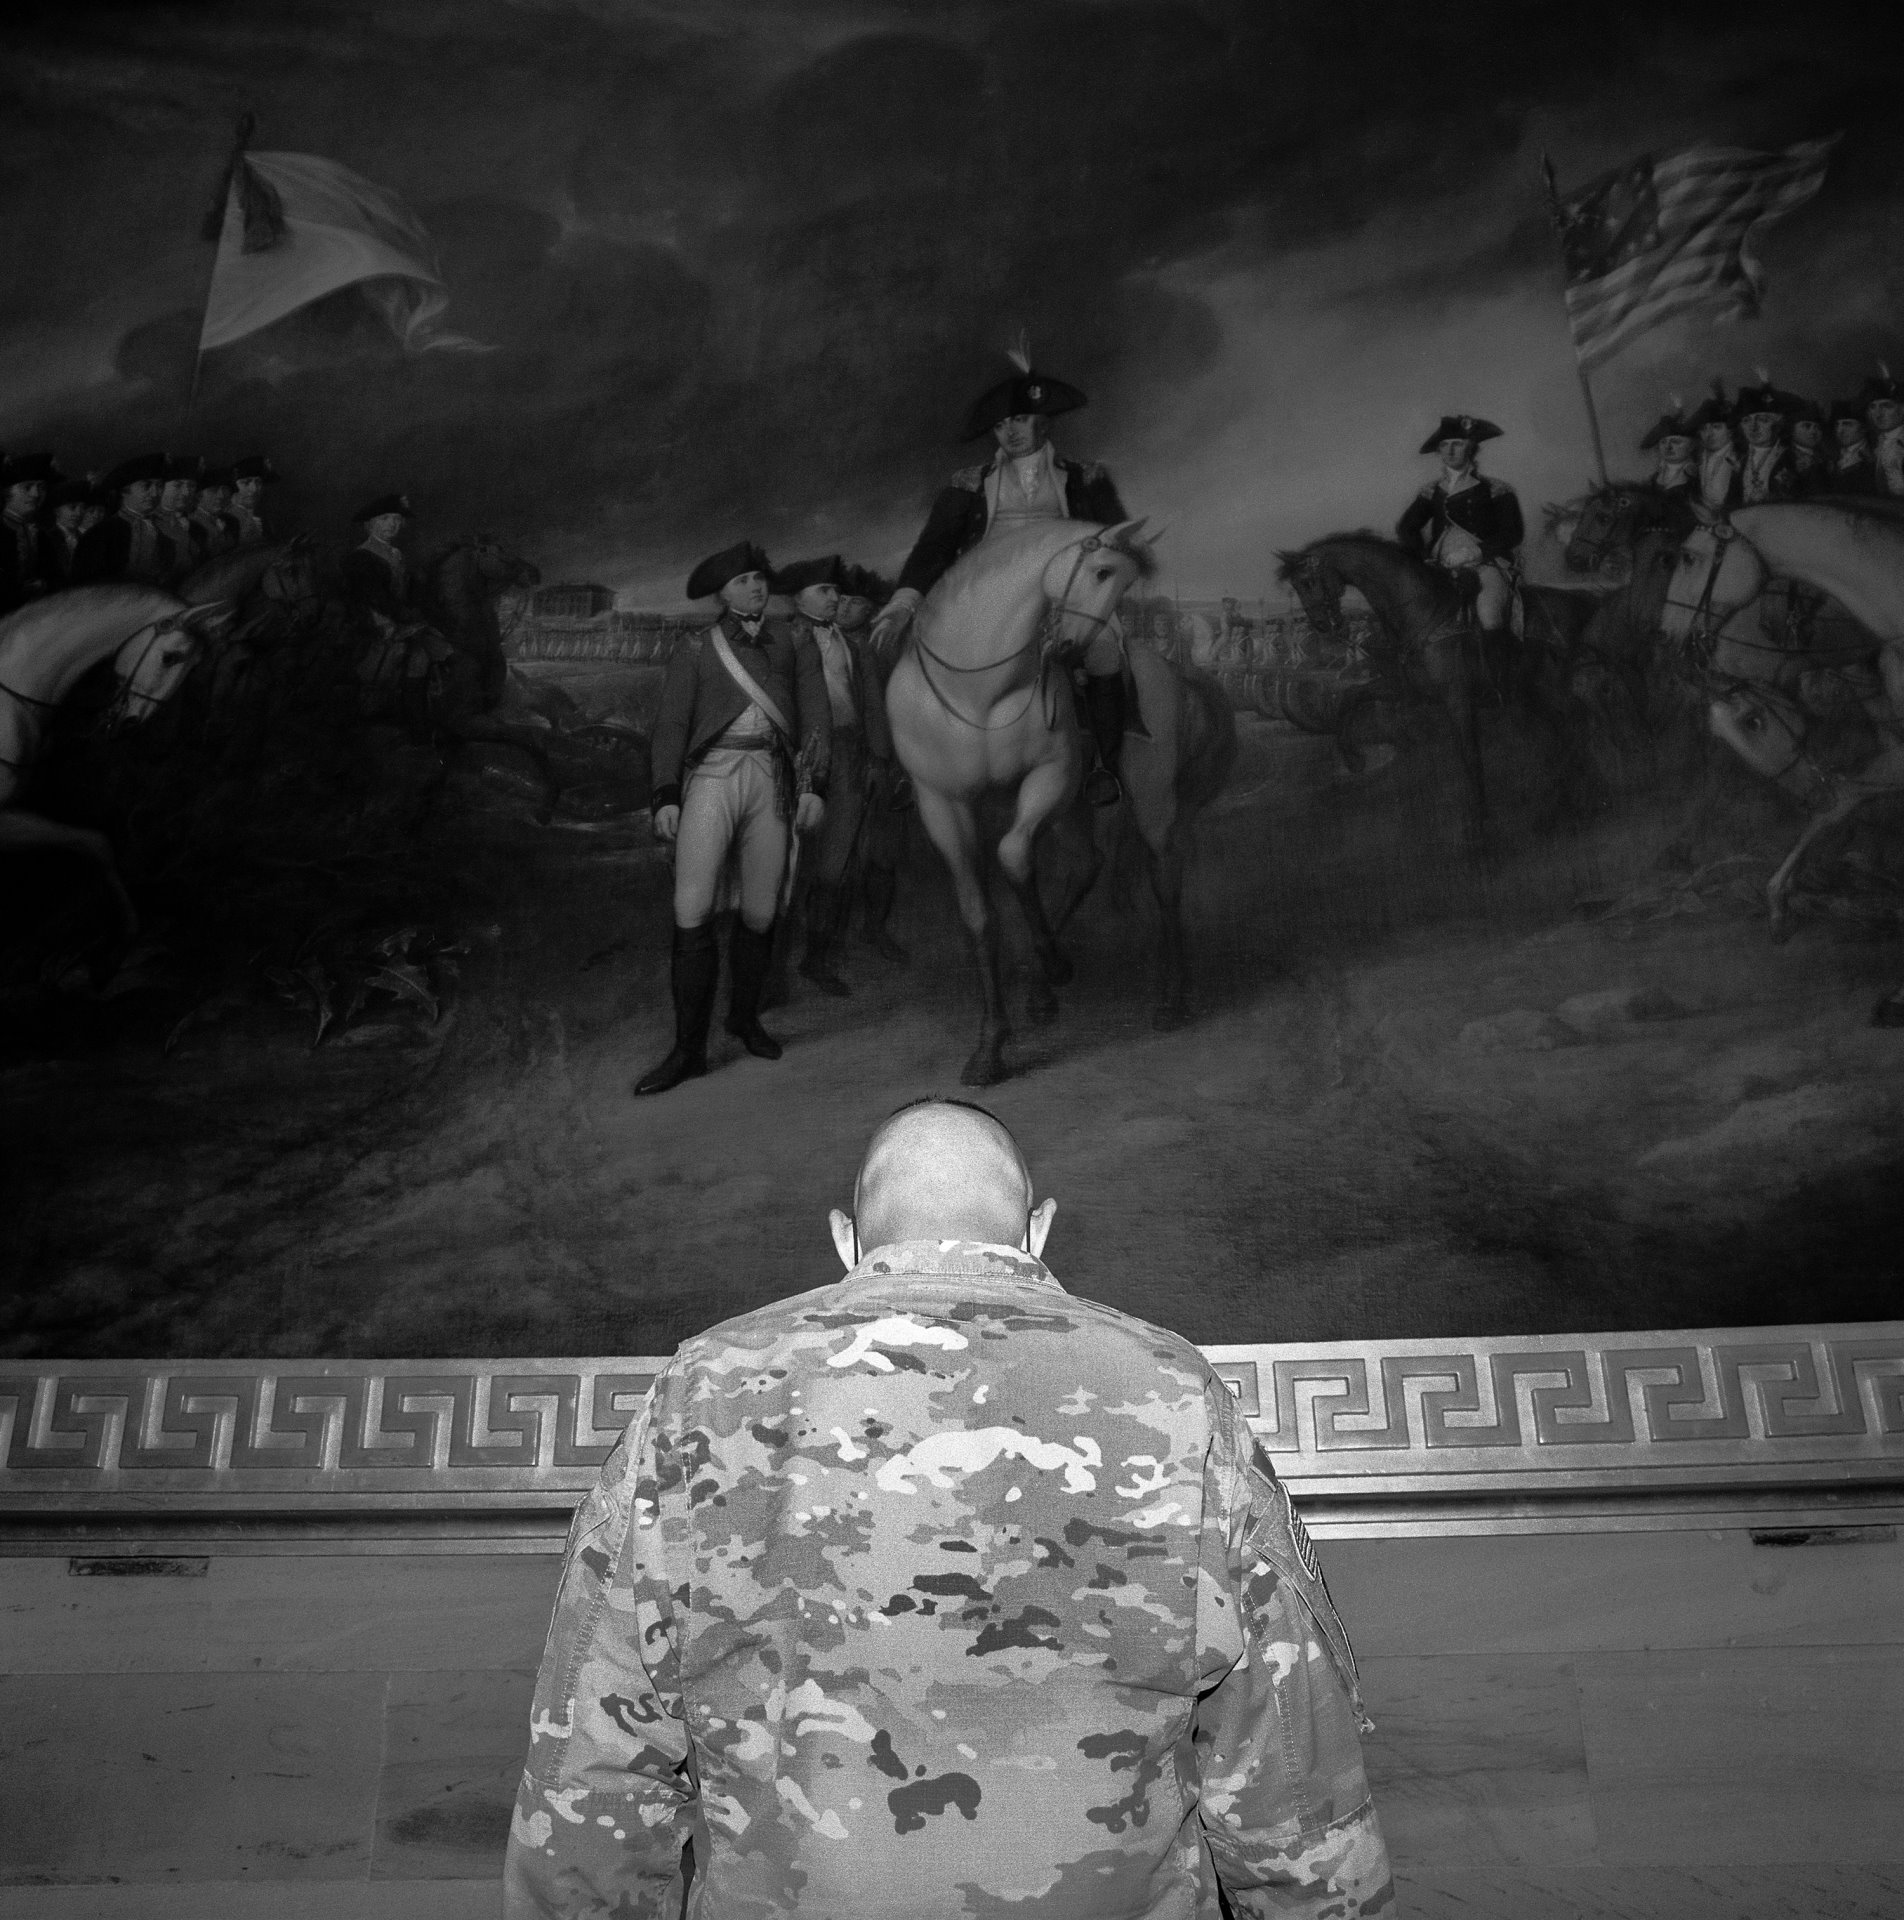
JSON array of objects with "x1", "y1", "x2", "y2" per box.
[{"x1": 832, "y1": 1100, "x2": 1055, "y2": 1261}]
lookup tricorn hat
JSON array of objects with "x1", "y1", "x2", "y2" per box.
[
  {"x1": 770, "y1": 553, "x2": 848, "y2": 596},
  {"x1": 1684, "y1": 385, "x2": 1733, "y2": 434},
  {"x1": 198, "y1": 467, "x2": 236, "y2": 491},
  {"x1": 686, "y1": 540, "x2": 772, "y2": 600},
  {"x1": 163, "y1": 454, "x2": 205, "y2": 484},
  {"x1": 1639, "y1": 400, "x2": 1693, "y2": 450},
  {"x1": 352, "y1": 493, "x2": 413, "y2": 523},
  {"x1": 1829, "y1": 396, "x2": 1869, "y2": 429},
  {"x1": 841, "y1": 562, "x2": 894, "y2": 602},
  {"x1": 1859, "y1": 363, "x2": 1904, "y2": 407},
  {"x1": 231, "y1": 455, "x2": 279, "y2": 482},
  {"x1": 961, "y1": 339, "x2": 1088, "y2": 441},
  {"x1": 1, "y1": 450, "x2": 61, "y2": 488},
  {"x1": 1783, "y1": 394, "x2": 1826, "y2": 427},
  {"x1": 1417, "y1": 414, "x2": 1502, "y2": 454},
  {"x1": 101, "y1": 453, "x2": 169, "y2": 493},
  {"x1": 49, "y1": 478, "x2": 97, "y2": 509},
  {"x1": 1731, "y1": 372, "x2": 1790, "y2": 421}
]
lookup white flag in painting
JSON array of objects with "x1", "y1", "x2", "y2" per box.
[{"x1": 198, "y1": 150, "x2": 491, "y2": 354}]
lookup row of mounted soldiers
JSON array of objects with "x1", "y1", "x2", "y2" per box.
[
  {"x1": 1639, "y1": 367, "x2": 1904, "y2": 508},
  {"x1": 0, "y1": 449, "x2": 282, "y2": 616}
]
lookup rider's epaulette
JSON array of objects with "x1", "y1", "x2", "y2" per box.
[
  {"x1": 1417, "y1": 482, "x2": 1439, "y2": 499},
  {"x1": 950, "y1": 464, "x2": 988, "y2": 492},
  {"x1": 1072, "y1": 459, "x2": 1107, "y2": 483},
  {"x1": 1486, "y1": 477, "x2": 1515, "y2": 497}
]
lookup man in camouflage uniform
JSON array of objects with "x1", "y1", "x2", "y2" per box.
[{"x1": 504, "y1": 1099, "x2": 1392, "y2": 1920}]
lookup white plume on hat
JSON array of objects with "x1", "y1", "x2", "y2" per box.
[{"x1": 1007, "y1": 330, "x2": 1032, "y2": 376}]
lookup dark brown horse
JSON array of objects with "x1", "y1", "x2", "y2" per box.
[
  {"x1": 424, "y1": 533, "x2": 541, "y2": 713},
  {"x1": 1276, "y1": 532, "x2": 1601, "y2": 847}
]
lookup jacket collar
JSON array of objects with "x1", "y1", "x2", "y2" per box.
[
  {"x1": 720, "y1": 607, "x2": 766, "y2": 644},
  {"x1": 842, "y1": 1237, "x2": 1067, "y2": 1293}
]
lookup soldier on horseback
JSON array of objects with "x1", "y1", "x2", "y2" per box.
[
  {"x1": 1688, "y1": 388, "x2": 1742, "y2": 510},
  {"x1": 1829, "y1": 398, "x2": 1877, "y2": 494},
  {"x1": 0, "y1": 451, "x2": 59, "y2": 613},
  {"x1": 1861, "y1": 366, "x2": 1904, "y2": 497},
  {"x1": 229, "y1": 456, "x2": 279, "y2": 544},
  {"x1": 343, "y1": 493, "x2": 451, "y2": 722},
  {"x1": 1640, "y1": 403, "x2": 1696, "y2": 498},
  {"x1": 1734, "y1": 378, "x2": 1797, "y2": 504},
  {"x1": 76, "y1": 454, "x2": 175, "y2": 586},
  {"x1": 1783, "y1": 398, "x2": 1829, "y2": 496},
  {"x1": 872, "y1": 350, "x2": 1134, "y2": 805},
  {"x1": 1395, "y1": 415, "x2": 1523, "y2": 635}
]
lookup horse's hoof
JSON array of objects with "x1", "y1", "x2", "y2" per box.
[
  {"x1": 1027, "y1": 987, "x2": 1059, "y2": 1027},
  {"x1": 1151, "y1": 1003, "x2": 1189, "y2": 1033},
  {"x1": 961, "y1": 1047, "x2": 1008, "y2": 1088}
]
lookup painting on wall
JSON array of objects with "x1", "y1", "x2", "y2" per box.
[{"x1": 3, "y1": 0, "x2": 1901, "y2": 1363}]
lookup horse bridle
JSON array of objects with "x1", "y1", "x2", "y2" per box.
[
  {"x1": 105, "y1": 616, "x2": 194, "y2": 725},
  {"x1": 909, "y1": 531, "x2": 1132, "y2": 733},
  {"x1": 1284, "y1": 553, "x2": 1348, "y2": 637},
  {"x1": 1661, "y1": 520, "x2": 1742, "y2": 661}
]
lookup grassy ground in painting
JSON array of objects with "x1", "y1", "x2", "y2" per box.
[{"x1": 3, "y1": 697, "x2": 1901, "y2": 1360}]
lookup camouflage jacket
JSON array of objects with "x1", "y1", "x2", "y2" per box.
[{"x1": 504, "y1": 1241, "x2": 1391, "y2": 1920}]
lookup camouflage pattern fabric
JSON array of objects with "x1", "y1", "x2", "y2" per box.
[{"x1": 504, "y1": 1240, "x2": 1392, "y2": 1919}]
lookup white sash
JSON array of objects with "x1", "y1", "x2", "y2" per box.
[{"x1": 708, "y1": 624, "x2": 793, "y2": 741}]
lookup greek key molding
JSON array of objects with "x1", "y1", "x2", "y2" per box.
[{"x1": 3, "y1": 1327, "x2": 1901, "y2": 1513}]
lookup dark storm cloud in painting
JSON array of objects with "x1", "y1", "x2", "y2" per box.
[{"x1": 4, "y1": 0, "x2": 1904, "y2": 595}]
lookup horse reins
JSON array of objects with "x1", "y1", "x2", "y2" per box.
[{"x1": 908, "y1": 533, "x2": 1125, "y2": 733}]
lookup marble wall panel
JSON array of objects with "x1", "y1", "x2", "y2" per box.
[
  {"x1": 0, "y1": 1671, "x2": 388, "y2": 1884},
  {"x1": 1576, "y1": 1645, "x2": 1904, "y2": 1864}
]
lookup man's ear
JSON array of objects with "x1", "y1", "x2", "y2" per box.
[
  {"x1": 1026, "y1": 1197, "x2": 1058, "y2": 1259},
  {"x1": 828, "y1": 1208, "x2": 858, "y2": 1271}
]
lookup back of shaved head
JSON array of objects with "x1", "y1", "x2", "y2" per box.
[{"x1": 853, "y1": 1100, "x2": 1034, "y2": 1250}]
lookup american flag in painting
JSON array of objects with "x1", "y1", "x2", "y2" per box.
[{"x1": 1552, "y1": 138, "x2": 1838, "y2": 368}]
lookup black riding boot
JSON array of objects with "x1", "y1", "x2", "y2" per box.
[
  {"x1": 725, "y1": 919, "x2": 784, "y2": 1059},
  {"x1": 798, "y1": 884, "x2": 851, "y2": 997},
  {"x1": 1082, "y1": 672, "x2": 1127, "y2": 806},
  {"x1": 859, "y1": 865, "x2": 908, "y2": 964},
  {"x1": 633, "y1": 922, "x2": 719, "y2": 1095}
]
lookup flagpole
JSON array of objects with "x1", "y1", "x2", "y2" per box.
[
  {"x1": 1541, "y1": 154, "x2": 1611, "y2": 488},
  {"x1": 182, "y1": 111, "x2": 256, "y2": 442}
]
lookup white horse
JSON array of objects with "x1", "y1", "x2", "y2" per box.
[
  {"x1": 0, "y1": 585, "x2": 228, "y2": 930},
  {"x1": 1660, "y1": 501, "x2": 1904, "y2": 932},
  {"x1": 889, "y1": 517, "x2": 1223, "y2": 1085}
]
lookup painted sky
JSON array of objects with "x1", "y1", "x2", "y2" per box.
[{"x1": 4, "y1": 0, "x2": 1903, "y2": 602}]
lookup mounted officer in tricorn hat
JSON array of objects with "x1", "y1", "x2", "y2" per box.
[
  {"x1": 872, "y1": 341, "x2": 1135, "y2": 804},
  {"x1": 1395, "y1": 414, "x2": 1524, "y2": 635},
  {"x1": 1732, "y1": 373, "x2": 1797, "y2": 505},
  {"x1": 76, "y1": 453, "x2": 174, "y2": 586},
  {"x1": 1861, "y1": 363, "x2": 1904, "y2": 497}
]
